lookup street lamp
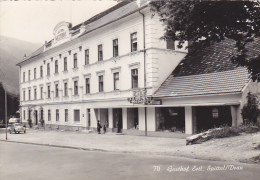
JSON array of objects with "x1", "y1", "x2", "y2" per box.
[{"x1": 0, "y1": 68, "x2": 8, "y2": 140}]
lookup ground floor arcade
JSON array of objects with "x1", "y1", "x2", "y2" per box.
[{"x1": 20, "y1": 95, "x2": 243, "y2": 136}]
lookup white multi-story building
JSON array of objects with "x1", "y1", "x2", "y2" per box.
[
  {"x1": 17, "y1": 1, "x2": 187, "y2": 135},
  {"x1": 17, "y1": 1, "x2": 259, "y2": 136}
]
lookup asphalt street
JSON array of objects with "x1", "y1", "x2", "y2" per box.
[{"x1": 0, "y1": 141, "x2": 259, "y2": 180}]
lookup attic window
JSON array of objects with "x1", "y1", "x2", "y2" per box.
[{"x1": 72, "y1": 30, "x2": 80, "y2": 36}]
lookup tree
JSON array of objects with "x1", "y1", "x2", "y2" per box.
[
  {"x1": 0, "y1": 82, "x2": 20, "y2": 123},
  {"x1": 241, "y1": 92, "x2": 260, "y2": 123},
  {"x1": 150, "y1": 1, "x2": 260, "y2": 81}
]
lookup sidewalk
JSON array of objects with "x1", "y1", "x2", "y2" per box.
[{"x1": 0, "y1": 128, "x2": 259, "y2": 164}]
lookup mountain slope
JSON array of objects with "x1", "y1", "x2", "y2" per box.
[{"x1": 0, "y1": 35, "x2": 42, "y2": 95}]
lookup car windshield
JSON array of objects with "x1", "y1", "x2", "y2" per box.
[{"x1": 14, "y1": 123, "x2": 22, "y2": 127}]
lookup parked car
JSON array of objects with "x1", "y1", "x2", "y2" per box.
[
  {"x1": 8, "y1": 123, "x2": 26, "y2": 134},
  {"x1": 0, "y1": 123, "x2": 7, "y2": 128},
  {"x1": 8, "y1": 117, "x2": 20, "y2": 124}
]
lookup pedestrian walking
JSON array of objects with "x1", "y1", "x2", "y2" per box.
[
  {"x1": 97, "y1": 120, "x2": 102, "y2": 134},
  {"x1": 103, "y1": 121, "x2": 108, "y2": 134}
]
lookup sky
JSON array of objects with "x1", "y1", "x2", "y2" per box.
[{"x1": 0, "y1": 0, "x2": 118, "y2": 44}]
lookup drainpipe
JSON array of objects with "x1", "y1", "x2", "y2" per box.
[
  {"x1": 19, "y1": 66, "x2": 22, "y2": 125},
  {"x1": 139, "y1": 10, "x2": 147, "y2": 136}
]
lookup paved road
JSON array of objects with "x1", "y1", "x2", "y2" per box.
[{"x1": 0, "y1": 141, "x2": 259, "y2": 180}]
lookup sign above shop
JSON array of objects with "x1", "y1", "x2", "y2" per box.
[{"x1": 128, "y1": 89, "x2": 153, "y2": 105}]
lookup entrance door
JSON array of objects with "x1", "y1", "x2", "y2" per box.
[
  {"x1": 87, "y1": 109, "x2": 91, "y2": 129},
  {"x1": 113, "y1": 108, "x2": 122, "y2": 133},
  {"x1": 35, "y1": 110, "x2": 38, "y2": 125}
]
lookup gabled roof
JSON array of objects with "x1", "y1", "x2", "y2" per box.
[{"x1": 154, "y1": 39, "x2": 260, "y2": 98}]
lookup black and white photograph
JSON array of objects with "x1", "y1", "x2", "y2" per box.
[{"x1": 0, "y1": 0, "x2": 259, "y2": 179}]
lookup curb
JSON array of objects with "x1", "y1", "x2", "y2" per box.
[{"x1": 0, "y1": 139, "x2": 112, "y2": 153}]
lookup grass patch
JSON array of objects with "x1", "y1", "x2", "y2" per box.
[{"x1": 210, "y1": 126, "x2": 240, "y2": 138}]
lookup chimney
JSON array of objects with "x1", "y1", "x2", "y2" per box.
[{"x1": 136, "y1": 0, "x2": 149, "y2": 7}]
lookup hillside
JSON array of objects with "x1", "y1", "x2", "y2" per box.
[{"x1": 0, "y1": 36, "x2": 42, "y2": 95}]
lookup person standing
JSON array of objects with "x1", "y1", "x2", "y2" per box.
[
  {"x1": 97, "y1": 120, "x2": 102, "y2": 134},
  {"x1": 28, "y1": 119, "x2": 32, "y2": 128}
]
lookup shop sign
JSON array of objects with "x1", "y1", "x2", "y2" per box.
[{"x1": 128, "y1": 89, "x2": 152, "y2": 104}]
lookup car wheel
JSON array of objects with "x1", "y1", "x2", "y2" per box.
[
  {"x1": 24, "y1": 130, "x2": 26, "y2": 133},
  {"x1": 14, "y1": 130, "x2": 17, "y2": 134}
]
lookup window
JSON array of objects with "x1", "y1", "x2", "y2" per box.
[
  {"x1": 98, "y1": 45, "x2": 103, "y2": 61},
  {"x1": 73, "y1": 53, "x2": 77, "y2": 68},
  {"x1": 64, "y1": 57, "x2": 67, "y2": 71},
  {"x1": 74, "y1": 109, "x2": 80, "y2": 122},
  {"x1": 34, "y1": 68, "x2": 36, "y2": 79},
  {"x1": 28, "y1": 89, "x2": 31, "y2": 100},
  {"x1": 113, "y1": 39, "x2": 118, "y2": 57},
  {"x1": 131, "y1": 69, "x2": 138, "y2": 88},
  {"x1": 114, "y1": 72, "x2": 119, "y2": 90},
  {"x1": 40, "y1": 66, "x2": 43, "y2": 78},
  {"x1": 47, "y1": 85, "x2": 50, "y2": 98},
  {"x1": 28, "y1": 70, "x2": 30, "y2": 81},
  {"x1": 55, "y1": 60, "x2": 58, "y2": 73},
  {"x1": 212, "y1": 108, "x2": 219, "y2": 118},
  {"x1": 48, "y1": 110, "x2": 51, "y2": 121},
  {"x1": 47, "y1": 63, "x2": 50, "y2": 75},
  {"x1": 65, "y1": 109, "x2": 68, "y2": 122},
  {"x1": 64, "y1": 82, "x2": 68, "y2": 96},
  {"x1": 23, "y1": 90, "x2": 25, "y2": 101},
  {"x1": 40, "y1": 87, "x2": 43, "y2": 99},
  {"x1": 56, "y1": 109, "x2": 59, "y2": 122},
  {"x1": 85, "y1": 78, "x2": 90, "y2": 94},
  {"x1": 166, "y1": 39, "x2": 175, "y2": 50},
  {"x1": 23, "y1": 72, "x2": 25, "y2": 82},
  {"x1": 23, "y1": 110, "x2": 25, "y2": 120},
  {"x1": 131, "y1": 32, "x2": 137, "y2": 52},
  {"x1": 74, "y1": 81, "x2": 78, "y2": 95},
  {"x1": 55, "y1": 84, "x2": 59, "y2": 97},
  {"x1": 85, "y1": 49, "x2": 89, "y2": 65},
  {"x1": 34, "y1": 88, "x2": 37, "y2": 100},
  {"x1": 99, "y1": 75, "x2": 104, "y2": 92}
]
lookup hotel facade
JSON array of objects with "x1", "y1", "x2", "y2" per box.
[{"x1": 17, "y1": 1, "x2": 260, "y2": 136}]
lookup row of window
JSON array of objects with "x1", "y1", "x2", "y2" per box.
[
  {"x1": 23, "y1": 69, "x2": 138, "y2": 101},
  {"x1": 24, "y1": 109, "x2": 78, "y2": 122},
  {"x1": 22, "y1": 32, "x2": 138, "y2": 83}
]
